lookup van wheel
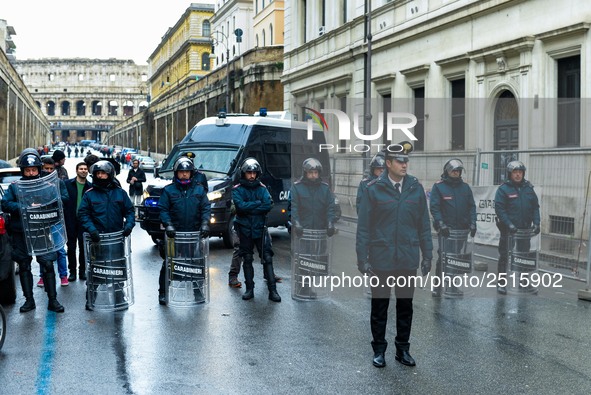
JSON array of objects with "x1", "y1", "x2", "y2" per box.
[{"x1": 222, "y1": 216, "x2": 235, "y2": 249}]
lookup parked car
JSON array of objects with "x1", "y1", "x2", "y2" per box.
[
  {"x1": 0, "y1": 167, "x2": 22, "y2": 198},
  {"x1": 138, "y1": 156, "x2": 156, "y2": 171},
  {"x1": 0, "y1": 205, "x2": 16, "y2": 305}
]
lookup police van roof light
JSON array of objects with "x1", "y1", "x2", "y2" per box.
[{"x1": 259, "y1": 107, "x2": 267, "y2": 117}]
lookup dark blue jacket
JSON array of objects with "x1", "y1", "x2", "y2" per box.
[
  {"x1": 356, "y1": 173, "x2": 433, "y2": 271},
  {"x1": 291, "y1": 178, "x2": 335, "y2": 229},
  {"x1": 232, "y1": 179, "x2": 273, "y2": 239},
  {"x1": 64, "y1": 177, "x2": 92, "y2": 237},
  {"x1": 495, "y1": 179, "x2": 540, "y2": 231},
  {"x1": 78, "y1": 182, "x2": 135, "y2": 234},
  {"x1": 430, "y1": 175, "x2": 476, "y2": 230},
  {"x1": 158, "y1": 179, "x2": 211, "y2": 231},
  {"x1": 1, "y1": 172, "x2": 69, "y2": 234},
  {"x1": 126, "y1": 167, "x2": 146, "y2": 196}
]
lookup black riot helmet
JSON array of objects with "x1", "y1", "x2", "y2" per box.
[
  {"x1": 302, "y1": 158, "x2": 323, "y2": 176},
  {"x1": 240, "y1": 157, "x2": 262, "y2": 179},
  {"x1": 506, "y1": 160, "x2": 526, "y2": 179},
  {"x1": 173, "y1": 157, "x2": 196, "y2": 178},
  {"x1": 90, "y1": 160, "x2": 115, "y2": 180},
  {"x1": 444, "y1": 158, "x2": 464, "y2": 177},
  {"x1": 369, "y1": 152, "x2": 386, "y2": 170},
  {"x1": 18, "y1": 148, "x2": 42, "y2": 176}
]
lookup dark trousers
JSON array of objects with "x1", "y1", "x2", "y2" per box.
[
  {"x1": 67, "y1": 229, "x2": 85, "y2": 276},
  {"x1": 370, "y1": 270, "x2": 416, "y2": 353}
]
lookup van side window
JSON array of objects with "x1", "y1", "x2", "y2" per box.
[{"x1": 264, "y1": 142, "x2": 291, "y2": 179}]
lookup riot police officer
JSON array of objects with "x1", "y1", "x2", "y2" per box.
[
  {"x1": 78, "y1": 161, "x2": 135, "y2": 309},
  {"x1": 1, "y1": 149, "x2": 66, "y2": 313},
  {"x1": 291, "y1": 158, "x2": 336, "y2": 236},
  {"x1": 157, "y1": 157, "x2": 211, "y2": 305},
  {"x1": 232, "y1": 158, "x2": 281, "y2": 302},
  {"x1": 356, "y1": 152, "x2": 386, "y2": 214},
  {"x1": 494, "y1": 160, "x2": 540, "y2": 294},
  {"x1": 429, "y1": 158, "x2": 477, "y2": 297}
]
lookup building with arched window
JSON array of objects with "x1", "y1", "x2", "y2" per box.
[
  {"x1": 148, "y1": 3, "x2": 215, "y2": 101},
  {"x1": 284, "y1": 0, "x2": 591, "y2": 248},
  {"x1": 14, "y1": 58, "x2": 148, "y2": 143}
]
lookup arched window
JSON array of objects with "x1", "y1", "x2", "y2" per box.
[
  {"x1": 47, "y1": 101, "x2": 56, "y2": 116},
  {"x1": 123, "y1": 100, "x2": 134, "y2": 116},
  {"x1": 262, "y1": 29, "x2": 266, "y2": 46},
  {"x1": 256, "y1": 34, "x2": 259, "y2": 47},
  {"x1": 203, "y1": 20, "x2": 211, "y2": 37},
  {"x1": 92, "y1": 101, "x2": 102, "y2": 116},
  {"x1": 202, "y1": 53, "x2": 211, "y2": 71},
  {"x1": 76, "y1": 100, "x2": 86, "y2": 116},
  {"x1": 270, "y1": 24, "x2": 273, "y2": 45},
  {"x1": 108, "y1": 100, "x2": 118, "y2": 116},
  {"x1": 139, "y1": 101, "x2": 149, "y2": 111},
  {"x1": 61, "y1": 101, "x2": 71, "y2": 116}
]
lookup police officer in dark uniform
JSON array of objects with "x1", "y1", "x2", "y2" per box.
[
  {"x1": 356, "y1": 142, "x2": 433, "y2": 368},
  {"x1": 494, "y1": 160, "x2": 540, "y2": 294},
  {"x1": 356, "y1": 152, "x2": 386, "y2": 214},
  {"x1": 78, "y1": 161, "x2": 135, "y2": 309},
  {"x1": 232, "y1": 158, "x2": 281, "y2": 302},
  {"x1": 429, "y1": 158, "x2": 477, "y2": 297},
  {"x1": 157, "y1": 157, "x2": 211, "y2": 305},
  {"x1": 1, "y1": 149, "x2": 66, "y2": 313},
  {"x1": 291, "y1": 158, "x2": 336, "y2": 237}
]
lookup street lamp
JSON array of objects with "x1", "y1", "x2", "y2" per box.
[{"x1": 212, "y1": 30, "x2": 231, "y2": 113}]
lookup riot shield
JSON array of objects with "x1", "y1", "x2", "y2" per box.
[
  {"x1": 165, "y1": 231, "x2": 209, "y2": 306},
  {"x1": 507, "y1": 229, "x2": 539, "y2": 294},
  {"x1": 15, "y1": 171, "x2": 67, "y2": 255},
  {"x1": 441, "y1": 229, "x2": 473, "y2": 298},
  {"x1": 292, "y1": 229, "x2": 331, "y2": 301},
  {"x1": 84, "y1": 231, "x2": 134, "y2": 311}
]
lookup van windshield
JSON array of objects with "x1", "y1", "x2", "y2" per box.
[{"x1": 160, "y1": 147, "x2": 239, "y2": 177}]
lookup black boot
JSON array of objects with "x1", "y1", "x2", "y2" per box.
[
  {"x1": 19, "y1": 270, "x2": 36, "y2": 313},
  {"x1": 44, "y1": 274, "x2": 65, "y2": 313},
  {"x1": 242, "y1": 258, "x2": 255, "y2": 300},
  {"x1": 264, "y1": 264, "x2": 281, "y2": 302}
]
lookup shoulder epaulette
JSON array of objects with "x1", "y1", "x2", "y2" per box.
[{"x1": 367, "y1": 178, "x2": 379, "y2": 187}]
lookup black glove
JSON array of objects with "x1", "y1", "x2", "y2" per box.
[
  {"x1": 200, "y1": 223, "x2": 210, "y2": 238},
  {"x1": 327, "y1": 222, "x2": 336, "y2": 237},
  {"x1": 532, "y1": 224, "x2": 540, "y2": 235},
  {"x1": 122, "y1": 227, "x2": 132, "y2": 237},
  {"x1": 90, "y1": 231, "x2": 100, "y2": 243},
  {"x1": 508, "y1": 224, "x2": 518, "y2": 234},
  {"x1": 165, "y1": 225, "x2": 176, "y2": 238},
  {"x1": 293, "y1": 221, "x2": 303, "y2": 237},
  {"x1": 357, "y1": 261, "x2": 372, "y2": 275},
  {"x1": 438, "y1": 222, "x2": 450, "y2": 238},
  {"x1": 421, "y1": 259, "x2": 432, "y2": 276},
  {"x1": 470, "y1": 224, "x2": 477, "y2": 238}
]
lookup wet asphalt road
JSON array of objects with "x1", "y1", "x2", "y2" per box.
[{"x1": 0, "y1": 153, "x2": 590, "y2": 394}]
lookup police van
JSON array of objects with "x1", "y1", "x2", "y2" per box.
[{"x1": 138, "y1": 112, "x2": 337, "y2": 247}]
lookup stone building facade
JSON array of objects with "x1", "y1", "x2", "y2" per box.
[
  {"x1": 14, "y1": 58, "x2": 148, "y2": 144},
  {"x1": 283, "y1": 0, "x2": 591, "y2": 246}
]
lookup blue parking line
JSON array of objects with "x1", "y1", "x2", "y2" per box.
[{"x1": 35, "y1": 312, "x2": 57, "y2": 395}]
